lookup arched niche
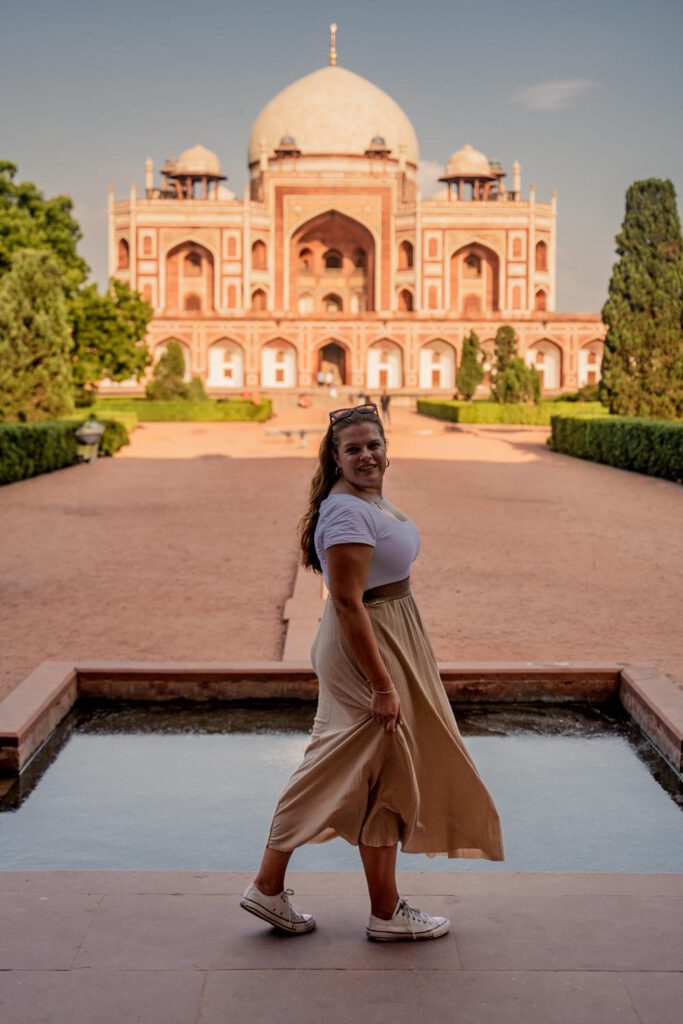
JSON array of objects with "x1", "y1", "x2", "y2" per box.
[
  {"x1": 367, "y1": 339, "x2": 403, "y2": 389},
  {"x1": 450, "y1": 243, "x2": 500, "y2": 314},
  {"x1": 534, "y1": 289, "x2": 547, "y2": 312},
  {"x1": 207, "y1": 338, "x2": 245, "y2": 388},
  {"x1": 316, "y1": 340, "x2": 349, "y2": 385},
  {"x1": 261, "y1": 338, "x2": 297, "y2": 387},
  {"x1": 398, "y1": 289, "x2": 414, "y2": 312},
  {"x1": 251, "y1": 239, "x2": 267, "y2": 270},
  {"x1": 154, "y1": 338, "x2": 192, "y2": 382},
  {"x1": 398, "y1": 240, "x2": 414, "y2": 270},
  {"x1": 289, "y1": 210, "x2": 375, "y2": 314},
  {"x1": 166, "y1": 241, "x2": 214, "y2": 312},
  {"x1": 535, "y1": 240, "x2": 548, "y2": 272},
  {"x1": 419, "y1": 339, "x2": 456, "y2": 390},
  {"x1": 251, "y1": 288, "x2": 267, "y2": 311},
  {"x1": 298, "y1": 292, "x2": 315, "y2": 314},
  {"x1": 526, "y1": 338, "x2": 563, "y2": 391},
  {"x1": 118, "y1": 238, "x2": 129, "y2": 270},
  {"x1": 578, "y1": 340, "x2": 604, "y2": 386}
]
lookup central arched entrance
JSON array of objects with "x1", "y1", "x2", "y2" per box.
[
  {"x1": 317, "y1": 341, "x2": 347, "y2": 385},
  {"x1": 290, "y1": 211, "x2": 375, "y2": 314}
]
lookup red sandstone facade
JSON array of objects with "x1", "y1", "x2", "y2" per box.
[{"x1": 107, "y1": 50, "x2": 605, "y2": 397}]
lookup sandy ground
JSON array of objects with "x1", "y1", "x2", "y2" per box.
[{"x1": 1, "y1": 403, "x2": 681, "y2": 701}]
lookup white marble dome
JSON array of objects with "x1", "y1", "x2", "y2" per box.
[
  {"x1": 248, "y1": 65, "x2": 419, "y2": 166},
  {"x1": 176, "y1": 145, "x2": 222, "y2": 176},
  {"x1": 445, "y1": 144, "x2": 491, "y2": 178}
]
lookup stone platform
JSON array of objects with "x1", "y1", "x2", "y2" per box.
[{"x1": 1, "y1": 870, "x2": 681, "y2": 1022}]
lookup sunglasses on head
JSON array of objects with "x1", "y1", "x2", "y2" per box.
[{"x1": 329, "y1": 402, "x2": 379, "y2": 424}]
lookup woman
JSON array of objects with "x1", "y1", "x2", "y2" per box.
[{"x1": 241, "y1": 403, "x2": 504, "y2": 941}]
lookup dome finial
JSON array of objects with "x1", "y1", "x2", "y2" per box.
[{"x1": 329, "y1": 22, "x2": 337, "y2": 66}]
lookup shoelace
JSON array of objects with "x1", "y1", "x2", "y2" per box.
[
  {"x1": 280, "y1": 887, "x2": 299, "y2": 924},
  {"x1": 397, "y1": 897, "x2": 433, "y2": 940}
]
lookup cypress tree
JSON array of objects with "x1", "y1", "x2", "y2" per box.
[
  {"x1": 0, "y1": 249, "x2": 74, "y2": 422},
  {"x1": 489, "y1": 324, "x2": 541, "y2": 404},
  {"x1": 456, "y1": 330, "x2": 484, "y2": 399},
  {"x1": 145, "y1": 339, "x2": 190, "y2": 400},
  {"x1": 601, "y1": 179, "x2": 683, "y2": 418}
]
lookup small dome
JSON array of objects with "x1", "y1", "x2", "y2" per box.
[
  {"x1": 176, "y1": 144, "x2": 222, "y2": 176},
  {"x1": 279, "y1": 135, "x2": 296, "y2": 145},
  {"x1": 445, "y1": 144, "x2": 491, "y2": 178},
  {"x1": 370, "y1": 135, "x2": 387, "y2": 146}
]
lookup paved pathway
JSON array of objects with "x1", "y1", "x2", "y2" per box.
[
  {"x1": 1, "y1": 405, "x2": 680, "y2": 699},
  {"x1": 1, "y1": 870, "x2": 681, "y2": 1023}
]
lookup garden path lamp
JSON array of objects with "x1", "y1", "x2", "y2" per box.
[{"x1": 74, "y1": 419, "x2": 105, "y2": 463}]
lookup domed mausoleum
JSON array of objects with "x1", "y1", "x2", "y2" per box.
[{"x1": 108, "y1": 26, "x2": 604, "y2": 395}]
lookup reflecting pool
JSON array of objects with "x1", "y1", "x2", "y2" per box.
[{"x1": 1, "y1": 701, "x2": 681, "y2": 871}]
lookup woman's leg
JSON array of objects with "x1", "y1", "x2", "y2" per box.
[
  {"x1": 253, "y1": 846, "x2": 294, "y2": 896},
  {"x1": 359, "y1": 841, "x2": 400, "y2": 919}
]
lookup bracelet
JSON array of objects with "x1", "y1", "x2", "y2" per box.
[{"x1": 371, "y1": 686, "x2": 395, "y2": 694}]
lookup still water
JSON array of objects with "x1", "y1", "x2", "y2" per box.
[{"x1": 1, "y1": 701, "x2": 681, "y2": 872}]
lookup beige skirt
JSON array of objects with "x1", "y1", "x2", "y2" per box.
[{"x1": 266, "y1": 578, "x2": 505, "y2": 860}]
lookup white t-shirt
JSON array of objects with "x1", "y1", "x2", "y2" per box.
[{"x1": 315, "y1": 493, "x2": 421, "y2": 590}]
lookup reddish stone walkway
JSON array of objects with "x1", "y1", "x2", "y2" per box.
[
  {"x1": 1, "y1": 405, "x2": 680, "y2": 700},
  {"x1": 1, "y1": 871, "x2": 681, "y2": 1023}
]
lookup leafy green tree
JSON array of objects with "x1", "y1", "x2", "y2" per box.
[
  {"x1": 0, "y1": 161, "x2": 88, "y2": 296},
  {"x1": 600, "y1": 178, "x2": 683, "y2": 418},
  {"x1": 456, "y1": 331, "x2": 484, "y2": 399},
  {"x1": 0, "y1": 249, "x2": 74, "y2": 421},
  {"x1": 70, "y1": 279, "x2": 153, "y2": 405},
  {"x1": 490, "y1": 325, "x2": 540, "y2": 404},
  {"x1": 146, "y1": 340, "x2": 190, "y2": 400},
  {"x1": 496, "y1": 358, "x2": 541, "y2": 404}
]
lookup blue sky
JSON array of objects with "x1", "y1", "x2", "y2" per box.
[{"x1": 2, "y1": 0, "x2": 681, "y2": 311}]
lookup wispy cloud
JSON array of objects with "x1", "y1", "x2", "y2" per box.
[
  {"x1": 417, "y1": 159, "x2": 445, "y2": 198},
  {"x1": 511, "y1": 79, "x2": 596, "y2": 112}
]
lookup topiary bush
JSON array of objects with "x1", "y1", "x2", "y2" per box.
[{"x1": 548, "y1": 415, "x2": 683, "y2": 482}]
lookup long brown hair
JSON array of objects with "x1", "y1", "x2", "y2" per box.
[{"x1": 298, "y1": 410, "x2": 387, "y2": 572}]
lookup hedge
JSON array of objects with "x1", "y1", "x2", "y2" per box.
[
  {"x1": 548, "y1": 415, "x2": 683, "y2": 483},
  {"x1": 417, "y1": 398, "x2": 608, "y2": 425},
  {"x1": 90, "y1": 397, "x2": 272, "y2": 422},
  {"x1": 0, "y1": 418, "x2": 130, "y2": 486}
]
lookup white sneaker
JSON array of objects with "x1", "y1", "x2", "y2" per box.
[
  {"x1": 367, "y1": 896, "x2": 450, "y2": 942},
  {"x1": 240, "y1": 883, "x2": 316, "y2": 934}
]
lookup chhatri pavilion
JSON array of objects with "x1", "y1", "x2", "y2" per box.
[{"x1": 107, "y1": 26, "x2": 605, "y2": 397}]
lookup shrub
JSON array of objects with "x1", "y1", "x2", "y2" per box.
[
  {"x1": 0, "y1": 417, "x2": 129, "y2": 485},
  {"x1": 92, "y1": 397, "x2": 272, "y2": 422},
  {"x1": 548, "y1": 415, "x2": 683, "y2": 482},
  {"x1": 417, "y1": 399, "x2": 607, "y2": 426},
  {"x1": 145, "y1": 341, "x2": 190, "y2": 400},
  {"x1": 187, "y1": 375, "x2": 209, "y2": 401}
]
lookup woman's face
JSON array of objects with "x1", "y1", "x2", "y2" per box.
[{"x1": 334, "y1": 422, "x2": 387, "y2": 491}]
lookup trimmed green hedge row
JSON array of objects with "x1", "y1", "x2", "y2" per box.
[
  {"x1": 0, "y1": 418, "x2": 130, "y2": 486},
  {"x1": 65, "y1": 409, "x2": 139, "y2": 435},
  {"x1": 417, "y1": 398, "x2": 608, "y2": 425},
  {"x1": 548, "y1": 415, "x2": 683, "y2": 483},
  {"x1": 90, "y1": 397, "x2": 273, "y2": 422}
]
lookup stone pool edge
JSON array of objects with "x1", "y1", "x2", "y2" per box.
[{"x1": 1, "y1": 660, "x2": 681, "y2": 779}]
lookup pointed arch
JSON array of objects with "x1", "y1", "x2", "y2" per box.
[
  {"x1": 261, "y1": 337, "x2": 297, "y2": 387},
  {"x1": 165, "y1": 240, "x2": 215, "y2": 312},
  {"x1": 450, "y1": 242, "x2": 500, "y2": 314},
  {"x1": 288, "y1": 208, "x2": 377, "y2": 313}
]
